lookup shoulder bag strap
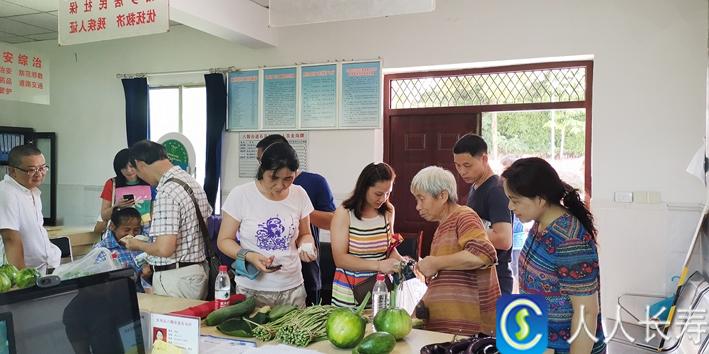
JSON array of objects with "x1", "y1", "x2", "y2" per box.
[{"x1": 166, "y1": 178, "x2": 216, "y2": 259}]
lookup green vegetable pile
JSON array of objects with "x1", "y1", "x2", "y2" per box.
[
  {"x1": 248, "y1": 304, "x2": 337, "y2": 347},
  {"x1": 0, "y1": 266, "x2": 38, "y2": 291},
  {"x1": 273, "y1": 305, "x2": 337, "y2": 346},
  {"x1": 249, "y1": 306, "x2": 302, "y2": 341}
]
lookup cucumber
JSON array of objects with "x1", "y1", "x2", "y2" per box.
[
  {"x1": 268, "y1": 303, "x2": 297, "y2": 321},
  {"x1": 205, "y1": 296, "x2": 256, "y2": 326},
  {"x1": 353, "y1": 332, "x2": 396, "y2": 354}
]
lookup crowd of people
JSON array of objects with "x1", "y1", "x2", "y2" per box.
[{"x1": 0, "y1": 132, "x2": 604, "y2": 354}]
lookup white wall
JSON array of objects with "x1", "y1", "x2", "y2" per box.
[{"x1": 0, "y1": 0, "x2": 707, "y2": 317}]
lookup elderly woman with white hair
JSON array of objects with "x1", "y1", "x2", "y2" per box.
[{"x1": 411, "y1": 166, "x2": 501, "y2": 336}]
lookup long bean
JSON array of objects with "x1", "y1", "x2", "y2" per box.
[
  {"x1": 275, "y1": 305, "x2": 337, "y2": 347},
  {"x1": 247, "y1": 308, "x2": 303, "y2": 341}
]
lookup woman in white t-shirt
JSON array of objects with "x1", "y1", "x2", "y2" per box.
[{"x1": 217, "y1": 142, "x2": 316, "y2": 307}]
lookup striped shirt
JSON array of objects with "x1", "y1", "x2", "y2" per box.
[
  {"x1": 422, "y1": 206, "x2": 500, "y2": 336},
  {"x1": 331, "y1": 209, "x2": 390, "y2": 308},
  {"x1": 148, "y1": 166, "x2": 212, "y2": 266}
]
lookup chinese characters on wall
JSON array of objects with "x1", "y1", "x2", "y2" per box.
[
  {"x1": 227, "y1": 61, "x2": 382, "y2": 131},
  {"x1": 0, "y1": 44, "x2": 49, "y2": 105},
  {"x1": 59, "y1": 0, "x2": 169, "y2": 45},
  {"x1": 239, "y1": 132, "x2": 308, "y2": 178}
]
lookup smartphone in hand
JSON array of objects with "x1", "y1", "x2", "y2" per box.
[
  {"x1": 123, "y1": 194, "x2": 135, "y2": 201},
  {"x1": 266, "y1": 264, "x2": 282, "y2": 271}
]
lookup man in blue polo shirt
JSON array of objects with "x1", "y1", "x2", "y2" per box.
[{"x1": 256, "y1": 135, "x2": 336, "y2": 305}]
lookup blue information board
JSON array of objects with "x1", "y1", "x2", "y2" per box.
[
  {"x1": 340, "y1": 61, "x2": 381, "y2": 128},
  {"x1": 263, "y1": 67, "x2": 297, "y2": 129},
  {"x1": 228, "y1": 70, "x2": 259, "y2": 130},
  {"x1": 301, "y1": 64, "x2": 337, "y2": 128}
]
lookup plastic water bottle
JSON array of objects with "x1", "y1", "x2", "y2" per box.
[
  {"x1": 371, "y1": 273, "x2": 389, "y2": 318},
  {"x1": 214, "y1": 265, "x2": 230, "y2": 310}
]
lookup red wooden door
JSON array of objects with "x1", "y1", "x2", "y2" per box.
[{"x1": 386, "y1": 113, "x2": 480, "y2": 256}]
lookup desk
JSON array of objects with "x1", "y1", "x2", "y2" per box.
[
  {"x1": 138, "y1": 293, "x2": 455, "y2": 353},
  {"x1": 45, "y1": 226, "x2": 101, "y2": 258}
]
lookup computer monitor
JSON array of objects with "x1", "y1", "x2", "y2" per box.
[{"x1": 0, "y1": 269, "x2": 145, "y2": 354}]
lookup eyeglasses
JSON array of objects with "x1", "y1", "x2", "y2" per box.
[{"x1": 12, "y1": 165, "x2": 49, "y2": 176}]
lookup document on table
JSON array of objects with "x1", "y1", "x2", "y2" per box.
[
  {"x1": 243, "y1": 344, "x2": 324, "y2": 353},
  {"x1": 199, "y1": 335, "x2": 256, "y2": 354}
]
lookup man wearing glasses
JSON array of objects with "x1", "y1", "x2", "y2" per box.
[{"x1": 0, "y1": 144, "x2": 61, "y2": 274}]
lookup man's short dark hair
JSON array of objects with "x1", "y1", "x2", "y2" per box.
[
  {"x1": 8, "y1": 144, "x2": 42, "y2": 167},
  {"x1": 453, "y1": 134, "x2": 488, "y2": 157},
  {"x1": 129, "y1": 140, "x2": 168, "y2": 166},
  {"x1": 256, "y1": 134, "x2": 289, "y2": 150}
]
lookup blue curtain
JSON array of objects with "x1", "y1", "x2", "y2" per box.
[
  {"x1": 122, "y1": 78, "x2": 150, "y2": 146},
  {"x1": 204, "y1": 73, "x2": 227, "y2": 209}
]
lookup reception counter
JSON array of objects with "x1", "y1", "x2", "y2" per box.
[{"x1": 137, "y1": 293, "x2": 455, "y2": 353}]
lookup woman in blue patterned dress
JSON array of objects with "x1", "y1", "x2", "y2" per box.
[{"x1": 501, "y1": 157, "x2": 605, "y2": 354}]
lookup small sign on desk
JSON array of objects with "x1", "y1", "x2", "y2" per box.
[{"x1": 141, "y1": 312, "x2": 200, "y2": 354}]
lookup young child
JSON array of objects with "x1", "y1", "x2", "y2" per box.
[{"x1": 93, "y1": 207, "x2": 152, "y2": 293}]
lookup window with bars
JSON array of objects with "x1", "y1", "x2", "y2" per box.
[{"x1": 390, "y1": 66, "x2": 586, "y2": 109}]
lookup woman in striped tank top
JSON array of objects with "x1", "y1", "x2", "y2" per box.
[{"x1": 330, "y1": 162, "x2": 405, "y2": 308}]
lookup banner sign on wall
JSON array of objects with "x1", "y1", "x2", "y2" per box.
[
  {"x1": 0, "y1": 43, "x2": 50, "y2": 105},
  {"x1": 239, "y1": 131, "x2": 308, "y2": 178},
  {"x1": 58, "y1": 0, "x2": 169, "y2": 46}
]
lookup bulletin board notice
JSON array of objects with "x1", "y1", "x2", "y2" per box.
[
  {"x1": 239, "y1": 131, "x2": 308, "y2": 178},
  {"x1": 228, "y1": 70, "x2": 259, "y2": 131},
  {"x1": 301, "y1": 64, "x2": 337, "y2": 128},
  {"x1": 263, "y1": 67, "x2": 297, "y2": 130},
  {"x1": 340, "y1": 61, "x2": 381, "y2": 128}
]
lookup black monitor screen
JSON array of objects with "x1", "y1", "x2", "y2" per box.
[{"x1": 0, "y1": 270, "x2": 144, "y2": 354}]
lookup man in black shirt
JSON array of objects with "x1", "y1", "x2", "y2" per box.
[{"x1": 453, "y1": 134, "x2": 513, "y2": 294}]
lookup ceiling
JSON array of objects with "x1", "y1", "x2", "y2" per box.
[
  {"x1": 0, "y1": 0, "x2": 58, "y2": 44},
  {"x1": 0, "y1": 0, "x2": 270, "y2": 44}
]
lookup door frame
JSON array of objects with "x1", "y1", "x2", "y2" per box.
[{"x1": 383, "y1": 60, "x2": 594, "y2": 199}]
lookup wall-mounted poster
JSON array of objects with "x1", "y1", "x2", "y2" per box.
[
  {"x1": 301, "y1": 64, "x2": 337, "y2": 128},
  {"x1": 228, "y1": 70, "x2": 260, "y2": 131},
  {"x1": 239, "y1": 131, "x2": 308, "y2": 178},
  {"x1": 340, "y1": 61, "x2": 381, "y2": 128},
  {"x1": 263, "y1": 67, "x2": 297, "y2": 129}
]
